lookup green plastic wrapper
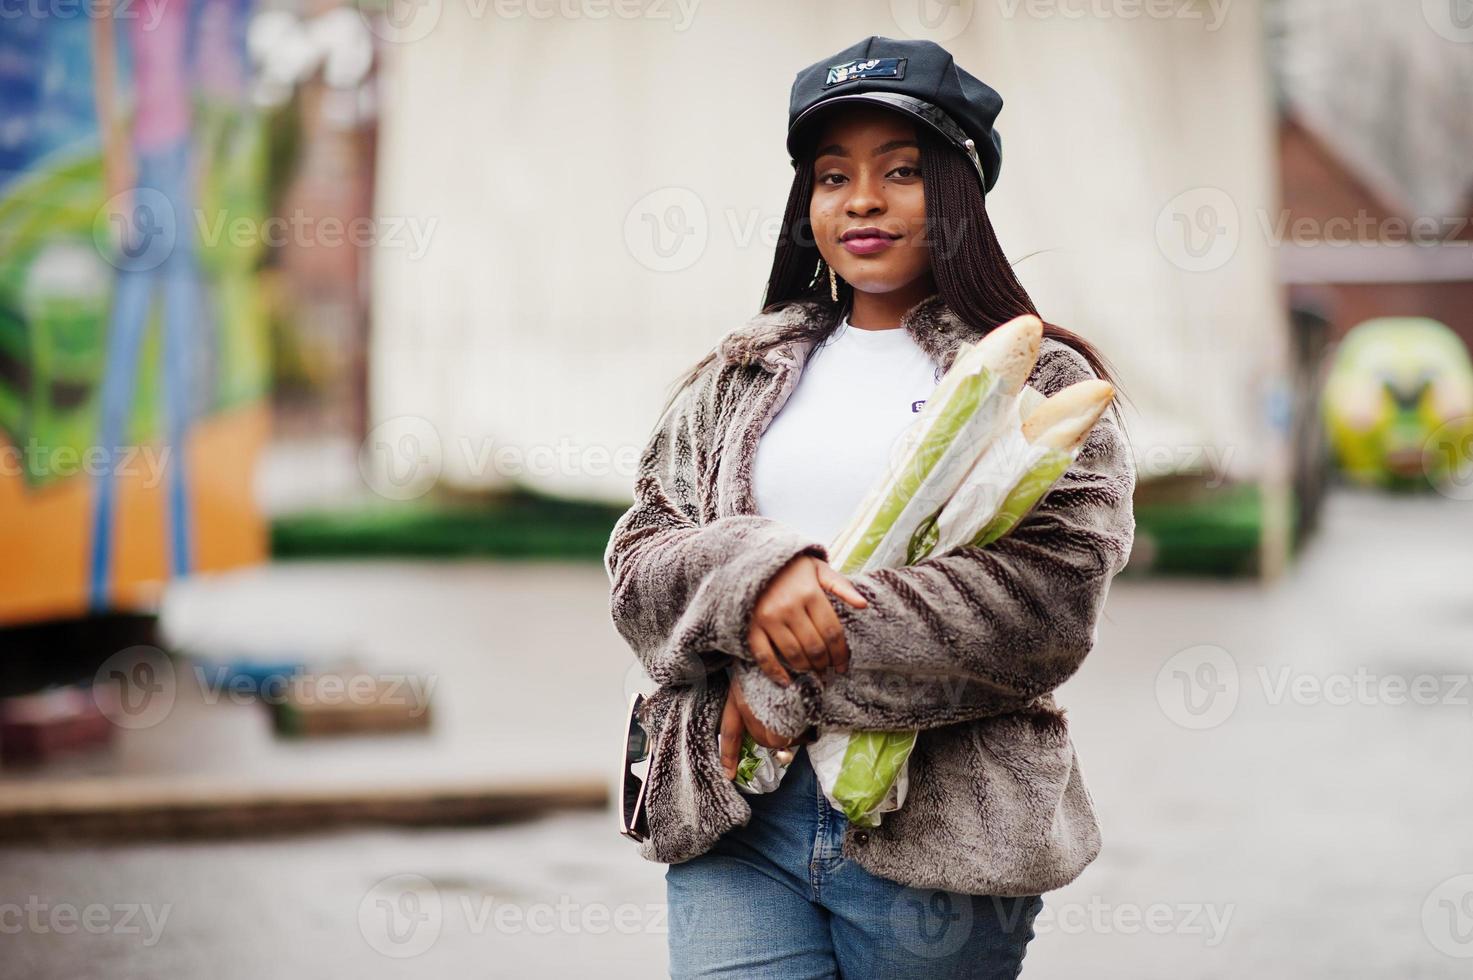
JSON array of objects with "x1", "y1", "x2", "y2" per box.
[{"x1": 733, "y1": 359, "x2": 1091, "y2": 827}]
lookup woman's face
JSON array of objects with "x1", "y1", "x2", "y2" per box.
[{"x1": 808, "y1": 104, "x2": 933, "y2": 298}]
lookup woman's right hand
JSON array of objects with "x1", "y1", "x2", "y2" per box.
[
  {"x1": 718, "y1": 672, "x2": 790, "y2": 780},
  {"x1": 747, "y1": 555, "x2": 868, "y2": 687}
]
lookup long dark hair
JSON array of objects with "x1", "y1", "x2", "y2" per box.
[{"x1": 660, "y1": 116, "x2": 1131, "y2": 431}]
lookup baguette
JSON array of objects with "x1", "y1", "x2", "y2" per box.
[
  {"x1": 1020, "y1": 379, "x2": 1114, "y2": 451},
  {"x1": 973, "y1": 314, "x2": 1042, "y2": 396}
]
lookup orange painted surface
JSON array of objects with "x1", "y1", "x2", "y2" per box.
[{"x1": 0, "y1": 404, "x2": 270, "y2": 625}]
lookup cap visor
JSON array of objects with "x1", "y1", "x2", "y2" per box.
[{"x1": 787, "y1": 92, "x2": 959, "y2": 159}]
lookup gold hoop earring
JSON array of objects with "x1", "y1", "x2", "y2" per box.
[{"x1": 829, "y1": 265, "x2": 839, "y2": 302}]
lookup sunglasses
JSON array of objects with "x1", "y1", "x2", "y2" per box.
[{"x1": 618, "y1": 692, "x2": 652, "y2": 842}]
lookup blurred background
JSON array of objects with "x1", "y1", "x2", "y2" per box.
[{"x1": 2, "y1": 0, "x2": 1472, "y2": 976}]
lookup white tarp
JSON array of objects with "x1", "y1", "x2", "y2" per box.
[{"x1": 371, "y1": 0, "x2": 1291, "y2": 504}]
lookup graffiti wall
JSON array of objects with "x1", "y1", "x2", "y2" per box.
[{"x1": 0, "y1": 0, "x2": 270, "y2": 626}]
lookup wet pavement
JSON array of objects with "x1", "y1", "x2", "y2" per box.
[{"x1": 3, "y1": 486, "x2": 1471, "y2": 978}]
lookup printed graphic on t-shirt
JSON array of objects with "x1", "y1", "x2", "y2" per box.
[{"x1": 911, "y1": 364, "x2": 943, "y2": 411}]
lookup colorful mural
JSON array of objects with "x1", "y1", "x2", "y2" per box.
[{"x1": 0, "y1": 1, "x2": 271, "y2": 625}]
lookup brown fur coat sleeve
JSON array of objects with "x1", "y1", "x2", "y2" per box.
[{"x1": 602, "y1": 362, "x2": 827, "y2": 692}]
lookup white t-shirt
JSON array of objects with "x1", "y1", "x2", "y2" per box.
[{"x1": 751, "y1": 314, "x2": 944, "y2": 546}]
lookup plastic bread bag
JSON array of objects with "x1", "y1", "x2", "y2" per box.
[
  {"x1": 826, "y1": 317, "x2": 1041, "y2": 575},
  {"x1": 730, "y1": 317, "x2": 1042, "y2": 798},
  {"x1": 732, "y1": 321, "x2": 1115, "y2": 826},
  {"x1": 809, "y1": 377, "x2": 1117, "y2": 826}
]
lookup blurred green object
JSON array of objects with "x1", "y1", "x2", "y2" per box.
[
  {"x1": 194, "y1": 101, "x2": 273, "y2": 410},
  {"x1": 271, "y1": 490, "x2": 629, "y2": 560},
  {"x1": 0, "y1": 154, "x2": 117, "y2": 486},
  {"x1": 1322, "y1": 317, "x2": 1473, "y2": 490},
  {"x1": 274, "y1": 480, "x2": 1279, "y2": 578},
  {"x1": 1129, "y1": 479, "x2": 1276, "y2": 577}
]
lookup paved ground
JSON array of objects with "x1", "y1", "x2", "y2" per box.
[
  {"x1": 0, "y1": 559, "x2": 626, "y2": 811},
  {"x1": 3, "y1": 486, "x2": 1472, "y2": 978}
]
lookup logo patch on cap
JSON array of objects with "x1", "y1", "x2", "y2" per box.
[{"x1": 824, "y1": 57, "x2": 907, "y2": 87}]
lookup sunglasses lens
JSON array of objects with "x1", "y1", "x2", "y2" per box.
[
  {"x1": 619, "y1": 693, "x2": 650, "y2": 840},
  {"x1": 622, "y1": 770, "x2": 645, "y2": 833},
  {"x1": 626, "y1": 723, "x2": 649, "y2": 764}
]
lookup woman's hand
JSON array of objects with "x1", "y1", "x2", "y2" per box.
[
  {"x1": 748, "y1": 555, "x2": 868, "y2": 687},
  {"x1": 719, "y1": 672, "x2": 796, "y2": 779}
]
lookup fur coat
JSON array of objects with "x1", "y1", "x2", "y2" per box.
[{"x1": 603, "y1": 292, "x2": 1137, "y2": 896}]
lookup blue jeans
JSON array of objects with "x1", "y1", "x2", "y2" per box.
[{"x1": 665, "y1": 746, "x2": 1043, "y2": 979}]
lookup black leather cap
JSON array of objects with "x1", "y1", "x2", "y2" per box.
[{"x1": 786, "y1": 36, "x2": 1004, "y2": 194}]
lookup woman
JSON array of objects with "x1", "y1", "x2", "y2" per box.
[{"x1": 605, "y1": 36, "x2": 1137, "y2": 979}]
